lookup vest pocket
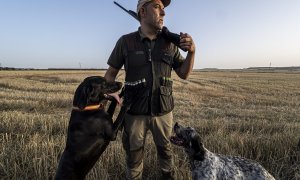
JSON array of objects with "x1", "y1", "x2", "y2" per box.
[
  {"x1": 162, "y1": 53, "x2": 173, "y2": 66},
  {"x1": 159, "y1": 86, "x2": 174, "y2": 113},
  {"x1": 128, "y1": 51, "x2": 148, "y2": 67}
]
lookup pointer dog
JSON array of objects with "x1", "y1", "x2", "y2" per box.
[
  {"x1": 55, "y1": 76, "x2": 123, "y2": 180},
  {"x1": 170, "y1": 123, "x2": 275, "y2": 180}
]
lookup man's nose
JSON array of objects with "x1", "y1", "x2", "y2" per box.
[{"x1": 160, "y1": 8, "x2": 165, "y2": 16}]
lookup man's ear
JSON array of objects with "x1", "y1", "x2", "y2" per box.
[
  {"x1": 139, "y1": 7, "x2": 146, "y2": 19},
  {"x1": 191, "y1": 134, "x2": 205, "y2": 161}
]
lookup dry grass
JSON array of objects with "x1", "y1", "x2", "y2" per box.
[{"x1": 0, "y1": 70, "x2": 299, "y2": 180}]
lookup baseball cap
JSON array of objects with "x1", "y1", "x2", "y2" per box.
[{"x1": 137, "y1": 0, "x2": 171, "y2": 13}]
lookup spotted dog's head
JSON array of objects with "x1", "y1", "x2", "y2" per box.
[
  {"x1": 170, "y1": 122, "x2": 206, "y2": 161},
  {"x1": 73, "y1": 76, "x2": 122, "y2": 110}
]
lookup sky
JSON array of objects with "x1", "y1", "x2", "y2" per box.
[{"x1": 0, "y1": 0, "x2": 299, "y2": 69}]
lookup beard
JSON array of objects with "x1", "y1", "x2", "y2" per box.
[
  {"x1": 149, "y1": 19, "x2": 164, "y2": 32},
  {"x1": 157, "y1": 19, "x2": 164, "y2": 30},
  {"x1": 144, "y1": 14, "x2": 164, "y2": 30}
]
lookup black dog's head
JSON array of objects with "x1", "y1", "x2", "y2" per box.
[
  {"x1": 73, "y1": 76, "x2": 122, "y2": 110},
  {"x1": 170, "y1": 122, "x2": 206, "y2": 161}
]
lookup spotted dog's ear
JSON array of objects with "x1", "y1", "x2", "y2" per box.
[{"x1": 191, "y1": 133, "x2": 205, "y2": 161}]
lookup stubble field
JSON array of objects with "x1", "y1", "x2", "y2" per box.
[{"x1": 0, "y1": 70, "x2": 299, "y2": 179}]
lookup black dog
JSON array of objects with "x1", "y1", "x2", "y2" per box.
[{"x1": 55, "y1": 76, "x2": 123, "y2": 180}]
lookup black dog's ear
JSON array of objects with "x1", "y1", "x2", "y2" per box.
[
  {"x1": 191, "y1": 134, "x2": 205, "y2": 161},
  {"x1": 73, "y1": 83, "x2": 89, "y2": 110}
]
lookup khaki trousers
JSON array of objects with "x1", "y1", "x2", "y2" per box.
[{"x1": 122, "y1": 112, "x2": 174, "y2": 180}]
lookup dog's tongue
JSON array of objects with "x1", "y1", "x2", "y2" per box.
[
  {"x1": 170, "y1": 136, "x2": 184, "y2": 146},
  {"x1": 107, "y1": 92, "x2": 121, "y2": 104}
]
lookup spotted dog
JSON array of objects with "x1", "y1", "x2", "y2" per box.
[{"x1": 170, "y1": 122, "x2": 275, "y2": 180}]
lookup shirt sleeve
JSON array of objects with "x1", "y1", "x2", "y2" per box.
[
  {"x1": 172, "y1": 46, "x2": 185, "y2": 70},
  {"x1": 107, "y1": 36, "x2": 125, "y2": 70}
]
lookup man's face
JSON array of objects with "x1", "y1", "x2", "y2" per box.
[{"x1": 143, "y1": 0, "x2": 165, "y2": 30}]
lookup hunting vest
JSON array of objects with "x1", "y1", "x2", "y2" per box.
[{"x1": 122, "y1": 31, "x2": 177, "y2": 116}]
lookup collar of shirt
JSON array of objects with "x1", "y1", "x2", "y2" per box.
[{"x1": 138, "y1": 27, "x2": 161, "y2": 49}]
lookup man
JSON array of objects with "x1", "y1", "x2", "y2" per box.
[{"x1": 104, "y1": 0, "x2": 195, "y2": 179}]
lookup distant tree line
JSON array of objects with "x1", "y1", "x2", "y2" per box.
[
  {"x1": 0, "y1": 67, "x2": 35, "y2": 70},
  {"x1": 246, "y1": 66, "x2": 300, "y2": 71},
  {"x1": 0, "y1": 67, "x2": 107, "y2": 71},
  {"x1": 1, "y1": 66, "x2": 299, "y2": 71}
]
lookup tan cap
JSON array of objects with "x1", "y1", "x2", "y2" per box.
[{"x1": 137, "y1": 0, "x2": 171, "y2": 13}]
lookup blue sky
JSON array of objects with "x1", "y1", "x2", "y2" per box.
[{"x1": 0, "y1": 0, "x2": 299, "y2": 69}]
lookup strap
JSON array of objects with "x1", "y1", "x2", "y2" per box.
[{"x1": 73, "y1": 104, "x2": 104, "y2": 111}]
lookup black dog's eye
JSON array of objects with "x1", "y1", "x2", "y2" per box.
[{"x1": 186, "y1": 130, "x2": 193, "y2": 137}]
